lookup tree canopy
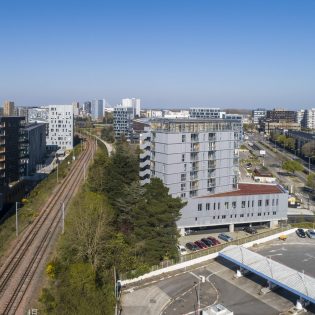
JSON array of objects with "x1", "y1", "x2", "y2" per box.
[{"x1": 282, "y1": 160, "x2": 303, "y2": 174}]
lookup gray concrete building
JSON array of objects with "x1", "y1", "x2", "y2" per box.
[
  {"x1": 24, "y1": 123, "x2": 46, "y2": 174},
  {"x1": 189, "y1": 108, "x2": 225, "y2": 119},
  {"x1": 140, "y1": 118, "x2": 288, "y2": 235}
]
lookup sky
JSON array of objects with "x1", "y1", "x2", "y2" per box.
[{"x1": 0, "y1": 0, "x2": 314, "y2": 109}]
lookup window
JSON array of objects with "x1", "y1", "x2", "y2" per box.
[
  {"x1": 213, "y1": 202, "x2": 216, "y2": 210},
  {"x1": 232, "y1": 201, "x2": 236, "y2": 209},
  {"x1": 247, "y1": 213, "x2": 249, "y2": 217},
  {"x1": 241, "y1": 201, "x2": 246, "y2": 208},
  {"x1": 273, "y1": 211, "x2": 277, "y2": 215},
  {"x1": 213, "y1": 216, "x2": 215, "y2": 220},
  {"x1": 224, "y1": 202, "x2": 229, "y2": 210},
  {"x1": 258, "y1": 213, "x2": 262, "y2": 216},
  {"x1": 198, "y1": 204, "x2": 202, "y2": 211},
  {"x1": 276, "y1": 199, "x2": 279, "y2": 206},
  {"x1": 222, "y1": 215, "x2": 226, "y2": 219},
  {"x1": 182, "y1": 154, "x2": 185, "y2": 162},
  {"x1": 251, "y1": 213, "x2": 254, "y2": 216},
  {"x1": 181, "y1": 174, "x2": 186, "y2": 181},
  {"x1": 195, "y1": 217, "x2": 197, "y2": 221},
  {"x1": 265, "y1": 199, "x2": 269, "y2": 206},
  {"x1": 182, "y1": 135, "x2": 186, "y2": 142},
  {"x1": 218, "y1": 202, "x2": 220, "y2": 210},
  {"x1": 252, "y1": 200, "x2": 254, "y2": 207},
  {"x1": 267, "y1": 212, "x2": 270, "y2": 215},
  {"x1": 181, "y1": 183, "x2": 186, "y2": 191},
  {"x1": 258, "y1": 200, "x2": 262, "y2": 207},
  {"x1": 181, "y1": 193, "x2": 186, "y2": 198},
  {"x1": 230, "y1": 215, "x2": 233, "y2": 218},
  {"x1": 248, "y1": 201, "x2": 250, "y2": 207},
  {"x1": 206, "y1": 203, "x2": 210, "y2": 211},
  {"x1": 272, "y1": 199, "x2": 275, "y2": 206},
  {"x1": 240, "y1": 214, "x2": 244, "y2": 217}
]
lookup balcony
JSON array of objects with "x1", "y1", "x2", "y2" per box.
[
  {"x1": 0, "y1": 157, "x2": 5, "y2": 162},
  {"x1": 191, "y1": 143, "x2": 200, "y2": 152},
  {"x1": 190, "y1": 153, "x2": 198, "y2": 161}
]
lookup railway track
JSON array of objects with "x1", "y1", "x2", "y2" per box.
[{"x1": 0, "y1": 136, "x2": 95, "y2": 315}]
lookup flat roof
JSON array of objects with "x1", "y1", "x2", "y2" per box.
[
  {"x1": 219, "y1": 245, "x2": 315, "y2": 304},
  {"x1": 198, "y1": 183, "x2": 284, "y2": 198}
]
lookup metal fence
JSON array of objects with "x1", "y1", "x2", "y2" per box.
[{"x1": 120, "y1": 226, "x2": 290, "y2": 280}]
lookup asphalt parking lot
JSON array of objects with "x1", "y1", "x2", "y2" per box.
[{"x1": 122, "y1": 231, "x2": 315, "y2": 315}]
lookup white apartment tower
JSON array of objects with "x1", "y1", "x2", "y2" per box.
[
  {"x1": 47, "y1": 105, "x2": 73, "y2": 151},
  {"x1": 140, "y1": 118, "x2": 288, "y2": 235},
  {"x1": 302, "y1": 109, "x2": 315, "y2": 130}
]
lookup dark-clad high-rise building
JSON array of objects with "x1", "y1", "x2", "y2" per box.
[{"x1": 0, "y1": 116, "x2": 27, "y2": 186}]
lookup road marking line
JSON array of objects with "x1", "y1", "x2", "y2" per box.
[{"x1": 189, "y1": 271, "x2": 201, "y2": 280}]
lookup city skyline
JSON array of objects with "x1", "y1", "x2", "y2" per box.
[{"x1": 0, "y1": 0, "x2": 314, "y2": 108}]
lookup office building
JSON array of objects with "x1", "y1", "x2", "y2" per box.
[
  {"x1": 189, "y1": 108, "x2": 226, "y2": 119},
  {"x1": 140, "y1": 118, "x2": 288, "y2": 235},
  {"x1": 23, "y1": 123, "x2": 46, "y2": 174},
  {"x1": 91, "y1": 99, "x2": 105, "y2": 121},
  {"x1": 3, "y1": 101, "x2": 15, "y2": 116},
  {"x1": 113, "y1": 106, "x2": 134, "y2": 140},
  {"x1": 46, "y1": 105, "x2": 73, "y2": 151},
  {"x1": 252, "y1": 109, "x2": 266, "y2": 124},
  {"x1": 266, "y1": 109, "x2": 296, "y2": 122},
  {"x1": 122, "y1": 98, "x2": 141, "y2": 117},
  {"x1": 83, "y1": 101, "x2": 92, "y2": 114}
]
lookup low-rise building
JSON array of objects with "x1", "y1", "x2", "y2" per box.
[
  {"x1": 252, "y1": 168, "x2": 276, "y2": 184},
  {"x1": 189, "y1": 108, "x2": 225, "y2": 119}
]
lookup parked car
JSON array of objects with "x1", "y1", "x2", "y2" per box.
[
  {"x1": 185, "y1": 242, "x2": 199, "y2": 251},
  {"x1": 194, "y1": 240, "x2": 208, "y2": 249},
  {"x1": 201, "y1": 238, "x2": 213, "y2": 247},
  {"x1": 177, "y1": 244, "x2": 188, "y2": 255},
  {"x1": 218, "y1": 233, "x2": 233, "y2": 242},
  {"x1": 296, "y1": 228, "x2": 306, "y2": 238},
  {"x1": 306, "y1": 229, "x2": 315, "y2": 239},
  {"x1": 207, "y1": 236, "x2": 221, "y2": 245},
  {"x1": 243, "y1": 226, "x2": 257, "y2": 234}
]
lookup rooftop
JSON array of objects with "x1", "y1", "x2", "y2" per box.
[{"x1": 199, "y1": 183, "x2": 285, "y2": 198}]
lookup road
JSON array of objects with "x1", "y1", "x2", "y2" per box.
[
  {"x1": 245, "y1": 133, "x2": 315, "y2": 212},
  {"x1": 0, "y1": 136, "x2": 95, "y2": 315}
]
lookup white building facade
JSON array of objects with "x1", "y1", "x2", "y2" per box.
[
  {"x1": 189, "y1": 108, "x2": 226, "y2": 119},
  {"x1": 140, "y1": 118, "x2": 288, "y2": 235},
  {"x1": 252, "y1": 108, "x2": 267, "y2": 124},
  {"x1": 122, "y1": 98, "x2": 141, "y2": 117},
  {"x1": 47, "y1": 105, "x2": 73, "y2": 151},
  {"x1": 302, "y1": 109, "x2": 315, "y2": 130}
]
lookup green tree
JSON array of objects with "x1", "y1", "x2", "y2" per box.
[
  {"x1": 284, "y1": 137, "x2": 296, "y2": 150},
  {"x1": 282, "y1": 160, "x2": 304, "y2": 174},
  {"x1": 307, "y1": 174, "x2": 315, "y2": 190},
  {"x1": 133, "y1": 178, "x2": 184, "y2": 264},
  {"x1": 301, "y1": 141, "x2": 315, "y2": 157},
  {"x1": 101, "y1": 126, "x2": 115, "y2": 143}
]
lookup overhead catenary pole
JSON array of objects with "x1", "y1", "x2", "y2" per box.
[
  {"x1": 62, "y1": 202, "x2": 65, "y2": 234},
  {"x1": 84, "y1": 162, "x2": 86, "y2": 182},
  {"x1": 16, "y1": 202, "x2": 18, "y2": 237}
]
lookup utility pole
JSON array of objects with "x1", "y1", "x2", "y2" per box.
[
  {"x1": 16, "y1": 202, "x2": 19, "y2": 237},
  {"x1": 57, "y1": 163, "x2": 59, "y2": 183},
  {"x1": 62, "y1": 202, "x2": 65, "y2": 234},
  {"x1": 84, "y1": 162, "x2": 86, "y2": 182}
]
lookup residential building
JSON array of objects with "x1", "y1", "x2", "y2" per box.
[
  {"x1": 302, "y1": 109, "x2": 315, "y2": 130},
  {"x1": 162, "y1": 109, "x2": 189, "y2": 118},
  {"x1": 46, "y1": 105, "x2": 73, "y2": 151},
  {"x1": 252, "y1": 108, "x2": 266, "y2": 124},
  {"x1": 3, "y1": 101, "x2": 15, "y2": 116},
  {"x1": 28, "y1": 106, "x2": 49, "y2": 123},
  {"x1": 122, "y1": 98, "x2": 141, "y2": 117},
  {"x1": 91, "y1": 99, "x2": 105, "y2": 121},
  {"x1": 145, "y1": 109, "x2": 163, "y2": 118},
  {"x1": 23, "y1": 123, "x2": 46, "y2": 174},
  {"x1": 113, "y1": 105, "x2": 134, "y2": 140},
  {"x1": 72, "y1": 102, "x2": 80, "y2": 117},
  {"x1": 296, "y1": 110, "x2": 305, "y2": 125},
  {"x1": 0, "y1": 116, "x2": 27, "y2": 185},
  {"x1": 189, "y1": 108, "x2": 226, "y2": 119},
  {"x1": 140, "y1": 118, "x2": 288, "y2": 235}
]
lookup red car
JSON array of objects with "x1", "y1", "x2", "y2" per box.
[
  {"x1": 194, "y1": 240, "x2": 207, "y2": 249},
  {"x1": 207, "y1": 236, "x2": 221, "y2": 245}
]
